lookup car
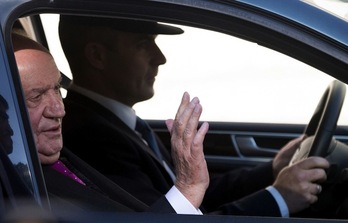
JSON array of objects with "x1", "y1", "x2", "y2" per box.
[{"x1": 1, "y1": 0, "x2": 348, "y2": 222}]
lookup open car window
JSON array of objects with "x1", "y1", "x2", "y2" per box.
[{"x1": 40, "y1": 14, "x2": 348, "y2": 125}]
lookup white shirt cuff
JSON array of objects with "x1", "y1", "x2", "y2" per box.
[
  {"x1": 165, "y1": 186, "x2": 203, "y2": 215},
  {"x1": 266, "y1": 186, "x2": 289, "y2": 217}
]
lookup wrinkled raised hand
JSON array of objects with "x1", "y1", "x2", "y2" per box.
[
  {"x1": 273, "y1": 156, "x2": 329, "y2": 213},
  {"x1": 166, "y1": 92, "x2": 209, "y2": 208}
]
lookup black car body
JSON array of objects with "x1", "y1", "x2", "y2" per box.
[{"x1": 1, "y1": 0, "x2": 348, "y2": 222}]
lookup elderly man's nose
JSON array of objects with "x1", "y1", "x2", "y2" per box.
[
  {"x1": 45, "y1": 95, "x2": 66, "y2": 118},
  {"x1": 52, "y1": 101, "x2": 65, "y2": 117}
]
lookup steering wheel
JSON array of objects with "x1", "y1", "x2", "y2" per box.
[
  {"x1": 290, "y1": 80, "x2": 346, "y2": 164},
  {"x1": 289, "y1": 80, "x2": 347, "y2": 218}
]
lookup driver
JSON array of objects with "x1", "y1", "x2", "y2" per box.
[{"x1": 59, "y1": 15, "x2": 330, "y2": 217}]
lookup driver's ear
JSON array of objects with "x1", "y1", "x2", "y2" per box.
[{"x1": 84, "y1": 42, "x2": 107, "y2": 70}]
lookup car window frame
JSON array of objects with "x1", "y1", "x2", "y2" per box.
[
  {"x1": 1, "y1": 9, "x2": 50, "y2": 209},
  {"x1": 2, "y1": 0, "x2": 348, "y2": 221}
]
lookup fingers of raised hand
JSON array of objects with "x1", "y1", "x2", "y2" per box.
[
  {"x1": 175, "y1": 92, "x2": 191, "y2": 121},
  {"x1": 172, "y1": 96, "x2": 201, "y2": 149},
  {"x1": 191, "y1": 122, "x2": 209, "y2": 157},
  {"x1": 165, "y1": 119, "x2": 174, "y2": 132}
]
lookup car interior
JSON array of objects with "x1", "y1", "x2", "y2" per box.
[{"x1": 1, "y1": 1, "x2": 348, "y2": 222}]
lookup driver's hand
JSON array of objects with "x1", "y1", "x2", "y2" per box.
[
  {"x1": 273, "y1": 156, "x2": 329, "y2": 214},
  {"x1": 272, "y1": 135, "x2": 307, "y2": 178}
]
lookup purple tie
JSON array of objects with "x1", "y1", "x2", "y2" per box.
[{"x1": 51, "y1": 160, "x2": 86, "y2": 185}]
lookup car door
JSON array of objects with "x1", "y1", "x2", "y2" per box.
[{"x1": 6, "y1": 0, "x2": 348, "y2": 221}]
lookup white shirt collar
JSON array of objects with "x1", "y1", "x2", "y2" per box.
[{"x1": 68, "y1": 84, "x2": 137, "y2": 130}]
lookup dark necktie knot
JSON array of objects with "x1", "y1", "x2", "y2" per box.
[{"x1": 135, "y1": 117, "x2": 151, "y2": 135}]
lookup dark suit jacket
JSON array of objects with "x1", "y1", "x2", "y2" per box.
[
  {"x1": 62, "y1": 91, "x2": 280, "y2": 216},
  {"x1": 42, "y1": 147, "x2": 175, "y2": 213}
]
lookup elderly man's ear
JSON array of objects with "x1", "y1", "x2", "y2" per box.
[{"x1": 84, "y1": 42, "x2": 108, "y2": 70}]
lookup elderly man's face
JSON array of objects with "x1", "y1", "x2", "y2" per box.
[{"x1": 16, "y1": 47, "x2": 65, "y2": 164}]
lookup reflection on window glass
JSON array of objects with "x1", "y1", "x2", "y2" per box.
[
  {"x1": 0, "y1": 95, "x2": 13, "y2": 155},
  {"x1": 0, "y1": 94, "x2": 33, "y2": 193},
  {"x1": 0, "y1": 46, "x2": 33, "y2": 193}
]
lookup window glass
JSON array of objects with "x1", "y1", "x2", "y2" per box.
[
  {"x1": 0, "y1": 39, "x2": 34, "y2": 193},
  {"x1": 41, "y1": 14, "x2": 348, "y2": 125},
  {"x1": 136, "y1": 26, "x2": 348, "y2": 125}
]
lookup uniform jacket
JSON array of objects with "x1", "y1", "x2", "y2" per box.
[{"x1": 62, "y1": 91, "x2": 280, "y2": 216}]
